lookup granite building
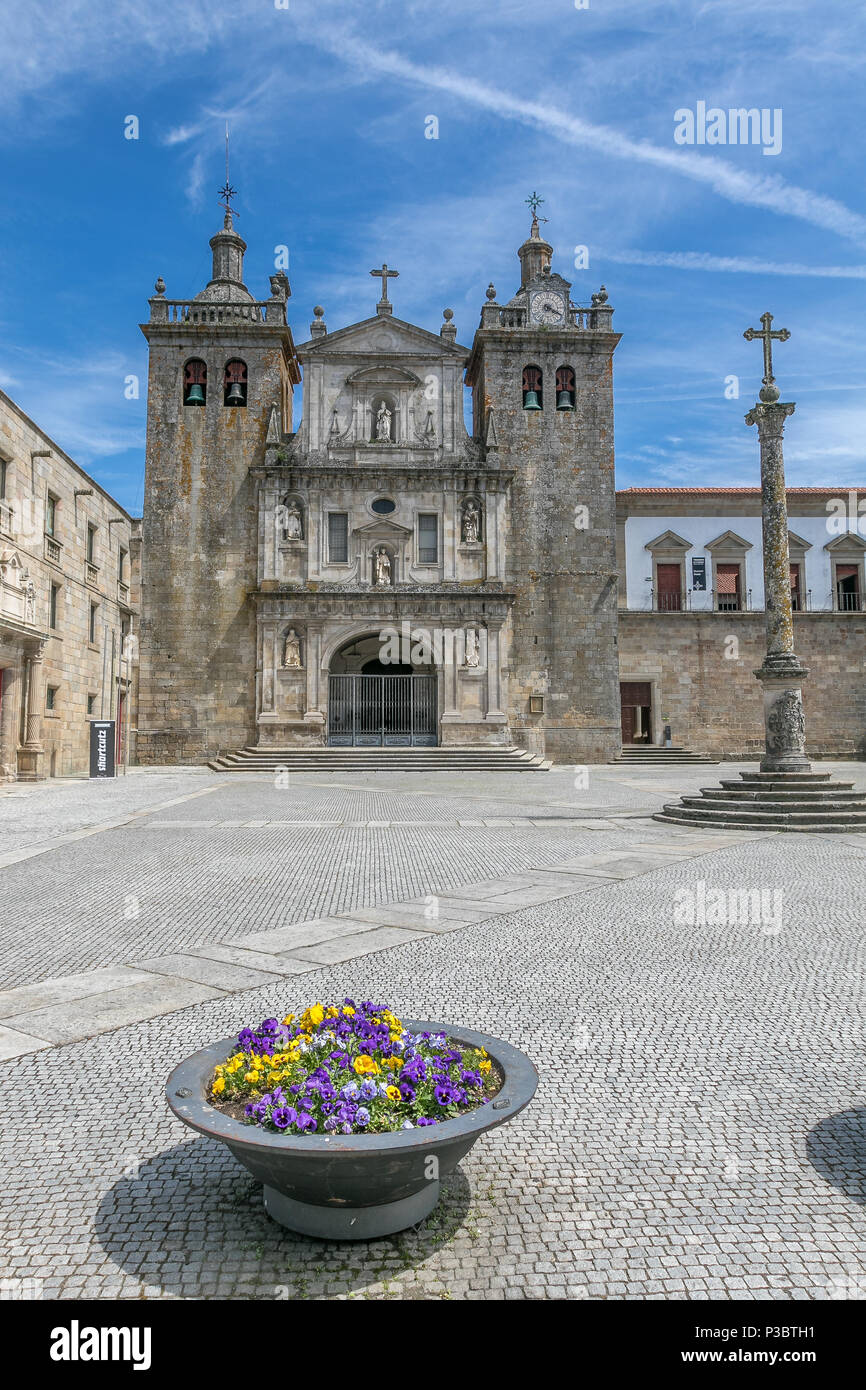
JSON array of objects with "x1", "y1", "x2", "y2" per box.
[{"x1": 137, "y1": 208, "x2": 622, "y2": 764}]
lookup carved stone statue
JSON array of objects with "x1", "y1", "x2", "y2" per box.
[
  {"x1": 283, "y1": 501, "x2": 303, "y2": 541},
  {"x1": 374, "y1": 547, "x2": 392, "y2": 587},
  {"x1": 376, "y1": 400, "x2": 392, "y2": 442},
  {"x1": 283, "y1": 628, "x2": 302, "y2": 668},
  {"x1": 462, "y1": 501, "x2": 481, "y2": 544},
  {"x1": 465, "y1": 628, "x2": 479, "y2": 667},
  {"x1": 24, "y1": 579, "x2": 35, "y2": 625}
]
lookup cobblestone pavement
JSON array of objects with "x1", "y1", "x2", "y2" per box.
[{"x1": 1, "y1": 767, "x2": 865, "y2": 1300}]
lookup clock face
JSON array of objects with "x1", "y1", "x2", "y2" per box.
[{"x1": 530, "y1": 290, "x2": 567, "y2": 326}]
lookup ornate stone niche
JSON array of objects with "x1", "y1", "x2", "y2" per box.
[
  {"x1": 343, "y1": 365, "x2": 423, "y2": 448},
  {"x1": 460, "y1": 498, "x2": 483, "y2": 547}
]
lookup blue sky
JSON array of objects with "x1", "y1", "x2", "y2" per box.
[{"x1": 1, "y1": 0, "x2": 864, "y2": 515}]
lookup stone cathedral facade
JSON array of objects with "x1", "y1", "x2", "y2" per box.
[{"x1": 137, "y1": 208, "x2": 622, "y2": 765}]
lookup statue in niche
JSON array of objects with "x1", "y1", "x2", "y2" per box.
[
  {"x1": 374, "y1": 547, "x2": 392, "y2": 587},
  {"x1": 283, "y1": 628, "x2": 302, "y2": 668},
  {"x1": 376, "y1": 400, "x2": 392, "y2": 442},
  {"x1": 283, "y1": 500, "x2": 303, "y2": 541},
  {"x1": 465, "y1": 628, "x2": 480, "y2": 667},
  {"x1": 462, "y1": 500, "x2": 481, "y2": 544},
  {"x1": 24, "y1": 579, "x2": 36, "y2": 624}
]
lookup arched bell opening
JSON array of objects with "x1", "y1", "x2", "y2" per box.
[
  {"x1": 522, "y1": 364, "x2": 543, "y2": 411},
  {"x1": 183, "y1": 358, "x2": 207, "y2": 407},
  {"x1": 224, "y1": 359, "x2": 248, "y2": 407}
]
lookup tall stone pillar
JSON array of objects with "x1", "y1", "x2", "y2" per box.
[
  {"x1": 18, "y1": 639, "x2": 46, "y2": 781},
  {"x1": 745, "y1": 334, "x2": 810, "y2": 773}
]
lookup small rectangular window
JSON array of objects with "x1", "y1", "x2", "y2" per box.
[
  {"x1": 86, "y1": 523, "x2": 96, "y2": 563},
  {"x1": 49, "y1": 583, "x2": 59, "y2": 629},
  {"x1": 46, "y1": 685, "x2": 57, "y2": 711},
  {"x1": 0, "y1": 458, "x2": 7, "y2": 499},
  {"x1": 87, "y1": 694, "x2": 96, "y2": 715},
  {"x1": 328, "y1": 512, "x2": 349, "y2": 564},
  {"x1": 118, "y1": 547, "x2": 127, "y2": 582},
  {"x1": 46, "y1": 493, "x2": 58, "y2": 537},
  {"x1": 89, "y1": 603, "x2": 98, "y2": 644},
  {"x1": 418, "y1": 514, "x2": 438, "y2": 564}
]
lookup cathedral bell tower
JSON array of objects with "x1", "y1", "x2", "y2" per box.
[
  {"x1": 138, "y1": 191, "x2": 300, "y2": 763},
  {"x1": 466, "y1": 206, "x2": 622, "y2": 763}
]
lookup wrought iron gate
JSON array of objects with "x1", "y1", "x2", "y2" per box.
[{"x1": 328, "y1": 674, "x2": 438, "y2": 747}]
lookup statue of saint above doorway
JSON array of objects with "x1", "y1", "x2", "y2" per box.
[
  {"x1": 283, "y1": 628, "x2": 303, "y2": 668},
  {"x1": 376, "y1": 400, "x2": 393, "y2": 442},
  {"x1": 374, "y1": 547, "x2": 392, "y2": 587}
]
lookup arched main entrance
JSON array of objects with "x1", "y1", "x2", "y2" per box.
[{"x1": 327, "y1": 634, "x2": 438, "y2": 747}]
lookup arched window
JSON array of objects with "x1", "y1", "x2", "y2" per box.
[
  {"x1": 224, "y1": 359, "x2": 248, "y2": 407},
  {"x1": 555, "y1": 365, "x2": 576, "y2": 411},
  {"x1": 183, "y1": 359, "x2": 207, "y2": 407},
  {"x1": 522, "y1": 365, "x2": 543, "y2": 410}
]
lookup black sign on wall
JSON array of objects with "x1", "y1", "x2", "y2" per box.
[
  {"x1": 89, "y1": 721, "x2": 116, "y2": 778},
  {"x1": 692, "y1": 556, "x2": 707, "y2": 591}
]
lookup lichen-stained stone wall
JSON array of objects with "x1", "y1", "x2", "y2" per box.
[
  {"x1": 619, "y1": 611, "x2": 866, "y2": 758},
  {"x1": 138, "y1": 328, "x2": 295, "y2": 764},
  {"x1": 468, "y1": 330, "x2": 621, "y2": 764}
]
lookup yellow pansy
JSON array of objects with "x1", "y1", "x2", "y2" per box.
[
  {"x1": 282, "y1": 1014, "x2": 295, "y2": 1026},
  {"x1": 244, "y1": 1071, "x2": 261, "y2": 1084},
  {"x1": 212, "y1": 1077, "x2": 225, "y2": 1094},
  {"x1": 479, "y1": 1060, "x2": 491, "y2": 1075},
  {"x1": 386, "y1": 1086, "x2": 401, "y2": 1103},
  {"x1": 342, "y1": 1006, "x2": 355, "y2": 1017},
  {"x1": 353, "y1": 1054, "x2": 379, "y2": 1076}
]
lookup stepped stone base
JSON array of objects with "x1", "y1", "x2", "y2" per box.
[
  {"x1": 209, "y1": 745, "x2": 551, "y2": 773},
  {"x1": 613, "y1": 746, "x2": 719, "y2": 766},
  {"x1": 655, "y1": 770, "x2": 866, "y2": 832}
]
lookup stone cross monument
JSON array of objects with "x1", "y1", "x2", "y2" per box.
[{"x1": 743, "y1": 312, "x2": 811, "y2": 773}]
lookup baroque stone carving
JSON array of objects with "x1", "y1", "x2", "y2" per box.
[
  {"x1": 465, "y1": 628, "x2": 479, "y2": 667},
  {"x1": 282, "y1": 500, "x2": 303, "y2": 541},
  {"x1": 462, "y1": 500, "x2": 481, "y2": 544},
  {"x1": 374, "y1": 547, "x2": 392, "y2": 587},
  {"x1": 375, "y1": 401, "x2": 392, "y2": 442},
  {"x1": 766, "y1": 688, "x2": 806, "y2": 753},
  {"x1": 283, "y1": 628, "x2": 303, "y2": 668}
]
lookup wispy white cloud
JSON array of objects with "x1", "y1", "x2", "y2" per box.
[
  {"x1": 303, "y1": 27, "x2": 866, "y2": 248},
  {"x1": 605, "y1": 250, "x2": 866, "y2": 279}
]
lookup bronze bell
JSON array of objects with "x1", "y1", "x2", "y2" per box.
[
  {"x1": 523, "y1": 390, "x2": 542, "y2": 411},
  {"x1": 556, "y1": 390, "x2": 574, "y2": 411},
  {"x1": 226, "y1": 381, "x2": 245, "y2": 406},
  {"x1": 185, "y1": 383, "x2": 205, "y2": 406}
]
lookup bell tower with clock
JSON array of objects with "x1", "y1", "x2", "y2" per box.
[{"x1": 466, "y1": 204, "x2": 622, "y2": 763}]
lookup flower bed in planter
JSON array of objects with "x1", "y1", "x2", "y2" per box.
[{"x1": 166, "y1": 999, "x2": 538, "y2": 1240}]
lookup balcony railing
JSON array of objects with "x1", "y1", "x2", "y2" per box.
[
  {"x1": 835, "y1": 589, "x2": 865, "y2": 612},
  {"x1": 85, "y1": 562, "x2": 99, "y2": 588},
  {"x1": 712, "y1": 588, "x2": 753, "y2": 612},
  {"x1": 0, "y1": 501, "x2": 12, "y2": 538},
  {"x1": 118, "y1": 580, "x2": 130, "y2": 604},
  {"x1": 150, "y1": 299, "x2": 285, "y2": 326},
  {"x1": 44, "y1": 534, "x2": 61, "y2": 564},
  {"x1": 651, "y1": 589, "x2": 689, "y2": 612}
]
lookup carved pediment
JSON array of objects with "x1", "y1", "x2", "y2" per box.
[
  {"x1": 353, "y1": 518, "x2": 413, "y2": 539},
  {"x1": 706, "y1": 529, "x2": 753, "y2": 553},
  {"x1": 297, "y1": 314, "x2": 468, "y2": 360},
  {"x1": 825, "y1": 530, "x2": 866, "y2": 552},
  {"x1": 645, "y1": 529, "x2": 692, "y2": 554},
  {"x1": 345, "y1": 364, "x2": 422, "y2": 387}
]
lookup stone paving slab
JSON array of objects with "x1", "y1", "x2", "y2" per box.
[
  {"x1": 0, "y1": 1024, "x2": 51, "y2": 1060},
  {"x1": 133, "y1": 954, "x2": 284, "y2": 992},
  {"x1": 291, "y1": 925, "x2": 424, "y2": 965},
  {"x1": 233, "y1": 917, "x2": 376, "y2": 955},
  {"x1": 184, "y1": 945, "x2": 323, "y2": 977},
  {"x1": 0, "y1": 966, "x2": 157, "y2": 1020},
  {"x1": 5, "y1": 976, "x2": 220, "y2": 1045}
]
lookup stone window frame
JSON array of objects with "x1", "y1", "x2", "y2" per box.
[
  {"x1": 706, "y1": 530, "x2": 753, "y2": 612},
  {"x1": 416, "y1": 511, "x2": 439, "y2": 566},
  {"x1": 86, "y1": 692, "x2": 97, "y2": 717},
  {"x1": 521, "y1": 364, "x2": 544, "y2": 410},
  {"x1": 45, "y1": 683, "x2": 59, "y2": 714},
  {"x1": 45, "y1": 490, "x2": 59, "y2": 538},
  {"x1": 49, "y1": 581, "x2": 61, "y2": 631},
  {"x1": 326, "y1": 510, "x2": 351, "y2": 566},
  {"x1": 645, "y1": 530, "x2": 692, "y2": 612},
  {"x1": 88, "y1": 600, "x2": 99, "y2": 648},
  {"x1": 787, "y1": 530, "x2": 812, "y2": 611},
  {"x1": 554, "y1": 364, "x2": 576, "y2": 411},
  {"x1": 825, "y1": 532, "x2": 866, "y2": 613}
]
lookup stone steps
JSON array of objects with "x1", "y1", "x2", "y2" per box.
[
  {"x1": 655, "y1": 768, "x2": 866, "y2": 831},
  {"x1": 208, "y1": 746, "x2": 551, "y2": 773},
  {"x1": 614, "y1": 746, "x2": 719, "y2": 765}
]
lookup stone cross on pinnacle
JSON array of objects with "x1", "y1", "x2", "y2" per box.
[
  {"x1": 371, "y1": 263, "x2": 399, "y2": 306},
  {"x1": 743, "y1": 311, "x2": 791, "y2": 402}
]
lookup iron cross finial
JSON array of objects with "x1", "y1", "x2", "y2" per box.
[
  {"x1": 744, "y1": 311, "x2": 790, "y2": 402},
  {"x1": 218, "y1": 122, "x2": 238, "y2": 221},
  {"x1": 525, "y1": 191, "x2": 544, "y2": 216}
]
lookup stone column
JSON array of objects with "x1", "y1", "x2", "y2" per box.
[
  {"x1": 18, "y1": 640, "x2": 46, "y2": 781},
  {"x1": 746, "y1": 398, "x2": 810, "y2": 773},
  {"x1": 0, "y1": 659, "x2": 21, "y2": 779}
]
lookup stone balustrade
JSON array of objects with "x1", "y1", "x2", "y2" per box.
[{"x1": 149, "y1": 299, "x2": 286, "y2": 326}]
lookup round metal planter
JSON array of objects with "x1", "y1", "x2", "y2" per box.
[{"x1": 166, "y1": 1019, "x2": 538, "y2": 1240}]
